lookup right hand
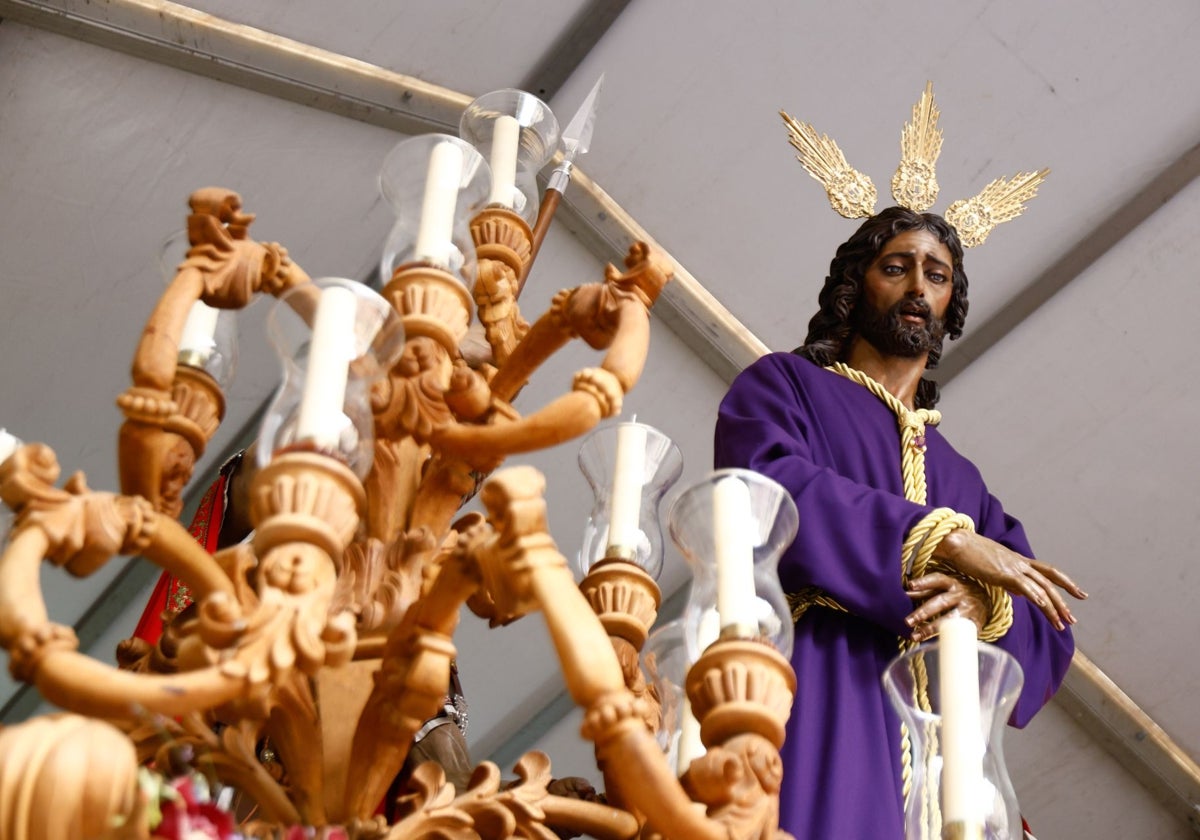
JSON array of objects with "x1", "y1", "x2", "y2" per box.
[
  {"x1": 904, "y1": 571, "x2": 989, "y2": 642},
  {"x1": 934, "y1": 530, "x2": 1087, "y2": 631}
]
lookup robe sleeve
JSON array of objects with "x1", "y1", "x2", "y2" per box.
[
  {"x1": 714, "y1": 355, "x2": 932, "y2": 636},
  {"x1": 972, "y1": 489, "x2": 1075, "y2": 726}
]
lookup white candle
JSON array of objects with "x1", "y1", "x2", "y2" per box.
[
  {"x1": 606, "y1": 422, "x2": 647, "y2": 554},
  {"x1": 413, "y1": 140, "x2": 464, "y2": 268},
  {"x1": 676, "y1": 695, "x2": 702, "y2": 776},
  {"x1": 676, "y1": 608, "x2": 720, "y2": 775},
  {"x1": 487, "y1": 114, "x2": 520, "y2": 208},
  {"x1": 294, "y1": 286, "x2": 358, "y2": 450},
  {"x1": 179, "y1": 300, "x2": 220, "y2": 359},
  {"x1": 938, "y1": 614, "x2": 984, "y2": 827},
  {"x1": 0, "y1": 428, "x2": 20, "y2": 463},
  {"x1": 697, "y1": 607, "x2": 721, "y2": 654},
  {"x1": 713, "y1": 476, "x2": 756, "y2": 633}
]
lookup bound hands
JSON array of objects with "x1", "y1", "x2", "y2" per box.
[
  {"x1": 904, "y1": 572, "x2": 988, "y2": 643},
  {"x1": 904, "y1": 530, "x2": 1087, "y2": 641}
]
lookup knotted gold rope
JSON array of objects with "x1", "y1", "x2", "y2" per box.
[{"x1": 784, "y1": 363, "x2": 1014, "y2": 830}]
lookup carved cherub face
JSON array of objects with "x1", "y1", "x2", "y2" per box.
[{"x1": 159, "y1": 436, "x2": 194, "y2": 520}]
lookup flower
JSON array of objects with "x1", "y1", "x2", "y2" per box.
[{"x1": 143, "y1": 772, "x2": 238, "y2": 840}]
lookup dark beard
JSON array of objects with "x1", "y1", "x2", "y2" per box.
[{"x1": 853, "y1": 298, "x2": 946, "y2": 359}]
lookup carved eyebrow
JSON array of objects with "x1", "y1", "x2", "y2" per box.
[{"x1": 878, "y1": 249, "x2": 951, "y2": 272}]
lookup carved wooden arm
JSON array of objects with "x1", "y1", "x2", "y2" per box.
[
  {"x1": 0, "y1": 445, "x2": 247, "y2": 718},
  {"x1": 462, "y1": 467, "x2": 729, "y2": 840},
  {"x1": 490, "y1": 241, "x2": 670, "y2": 404},
  {"x1": 355, "y1": 242, "x2": 671, "y2": 627},
  {"x1": 0, "y1": 442, "x2": 365, "y2": 724},
  {"x1": 426, "y1": 244, "x2": 672, "y2": 471},
  {"x1": 0, "y1": 444, "x2": 236, "y2": 631},
  {"x1": 117, "y1": 187, "x2": 313, "y2": 515}
]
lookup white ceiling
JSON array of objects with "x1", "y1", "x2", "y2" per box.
[{"x1": 2, "y1": 1, "x2": 1200, "y2": 837}]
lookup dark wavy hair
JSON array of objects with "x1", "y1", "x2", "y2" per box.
[{"x1": 793, "y1": 206, "x2": 969, "y2": 409}]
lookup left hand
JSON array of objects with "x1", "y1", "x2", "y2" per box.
[{"x1": 904, "y1": 571, "x2": 988, "y2": 643}]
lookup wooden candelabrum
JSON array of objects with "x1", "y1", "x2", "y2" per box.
[{"x1": 0, "y1": 178, "x2": 796, "y2": 839}]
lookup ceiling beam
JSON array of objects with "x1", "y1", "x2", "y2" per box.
[
  {"x1": 0, "y1": 0, "x2": 765, "y2": 385},
  {"x1": 938, "y1": 138, "x2": 1200, "y2": 383},
  {"x1": 1058, "y1": 651, "x2": 1200, "y2": 834},
  {"x1": 518, "y1": 0, "x2": 634, "y2": 101},
  {"x1": 0, "y1": 0, "x2": 470, "y2": 134},
  {"x1": 2, "y1": 0, "x2": 1196, "y2": 827}
]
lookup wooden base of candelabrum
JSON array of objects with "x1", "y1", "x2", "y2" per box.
[
  {"x1": 382, "y1": 263, "x2": 474, "y2": 356},
  {"x1": 686, "y1": 639, "x2": 796, "y2": 752},
  {"x1": 161, "y1": 362, "x2": 227, "y2": 521},
  {"x1": 673, "y1": 639, "x2": 796, "y2": 838},
  {"x1": 580, "y1": 557, "x2": 662, "y2": 651},
  {"x1": 581, "y1": 557, "x2": 663, "y2": 733},
  {"x1": 251, "y1": 449, "x2": 365, "y2": 563},
  {"x1": 169, "y1": 362, "x2": 226, "y2": 455}
]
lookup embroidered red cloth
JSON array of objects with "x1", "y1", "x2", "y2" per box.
[{"x1": 131, "y1": 467, "x2": 228, "y2": 643}]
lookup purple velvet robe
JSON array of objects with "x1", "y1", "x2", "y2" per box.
[{"x1": 713, "y1": 353, "x2": 1074, "y2": 840}]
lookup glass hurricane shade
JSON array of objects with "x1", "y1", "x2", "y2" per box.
[
  {"x1": 378, "y1": 134, "x2": 490, "y2": 285},
  {"x1": 882, "y1": 640, "x2": 1025, "y2": 840},
  {"x1": 641, "y1": 618, "x2": 690, "y2": 766},
  {"x1": 459, "y1": 88, "x2": 561, "y2": 225},
  {"x1": 575, "y1": 421, "x2": 683, "y2": 580},
  {"x1": 160, "y1": 230, "x2": 238, "y2": 388},
  {"x1": 667, "y1": 468, "x2": 798, "y2": 661},
  {"x1": 257, "y1": 278, "x2": 405, "y2": 479}
]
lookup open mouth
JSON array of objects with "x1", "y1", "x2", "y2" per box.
[{"x1": 898, "y1": 304, "x2": 929, "y2": 323}]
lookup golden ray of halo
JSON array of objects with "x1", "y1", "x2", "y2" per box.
[
  {"x1": 944, "y1": 168, "x2": 1050, "y2": 247},
  {"x1": 780, "y1": 110, "x2": 877, "y2": 219},
  {"x1": 892, "y1": 80, "x2": 944, "y2": 212}
]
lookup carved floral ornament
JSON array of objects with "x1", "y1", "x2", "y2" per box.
[{"x1": 0, "y1": 85, "x2": 797, "y2": 840}]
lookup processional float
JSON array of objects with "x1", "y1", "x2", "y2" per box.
[{"x1": 0, "y1": 82, "x2": 801, "y2": 840}]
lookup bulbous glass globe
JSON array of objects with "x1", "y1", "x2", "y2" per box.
[
  {"x1": 258, "y1": 278, "x2": 405, "y2": 479},
  {"x1": 378, "y1": 134, "x2": 490, "y2": 286},
  {"x1": 641, "y1": 618, "x2": 690, "y2": 764},
  {"x1": 883, "y1": 641, "x2": 1026, "y2": 840},
  {"x1": 160, "y1": 230, "x2": 238, "y2": 388},
  {"x1": 575, "y1": 421, "x2": 682, "y2": 580},
  {"x1": 459, "y1": 88, "x2": 560, "y2": 225},
  {"x1": 668, "y1": 468, "x2": 798, "y2": 660}
]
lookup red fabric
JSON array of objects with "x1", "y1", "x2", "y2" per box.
[{"x1": 132, "y1": 470, "x2": 228, "y2": 644}]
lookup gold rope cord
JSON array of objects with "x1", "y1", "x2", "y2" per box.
[
  {"x1": 824, "y1": 362, "x2": 939, "y2": 822},
  {"x1": 784, "y1": 366, "x2": 946, "y2": 622},
  {"x1": 825, "y1": 362, "x2": 939, "y2": 501}
]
